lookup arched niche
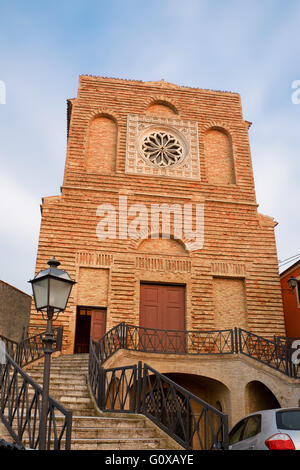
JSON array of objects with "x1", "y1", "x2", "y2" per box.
[
  {"x1": 245, "y1": 380, "x2": 281, "y2": 415},
  {"x1": 85, "y1": 115, "x2": 117, "y2": 173},
  {"x1": 137, "y1": 237, "x2": 188, "y2": 256},
  {"x1": 204, "y1": 127, "x2": 235, "y2": 185}
]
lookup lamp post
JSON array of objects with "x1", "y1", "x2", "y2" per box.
[{"x1": 29, "y1": 257, "x2": 76, "y2": 450}]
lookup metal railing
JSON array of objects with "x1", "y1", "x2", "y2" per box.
[
  {"x1": 88, "y1": 323, "x2": 300, "y2": 449},
  {"x1": 0, "y1": 327, "x2": 71, "y2": 450},
  {"x1": 0, "y1": 327, "x2": 63, "y2": 368},
  {"x1": 93, "y1": 322, "x2": 234, "y2": 365},
  {"x1": 238, "y1": 329, "x2": 300, "y2": 379},
  {"x1": 89, "y1": 339, "x2": 228, "y2": 449},
  {"x1": 91, "y1": 323, "x2": 300, "y2": 379},
  {"x1": 0, "y1": 352, "x2": 72, "y2": 450},
  {"x1": 142, "y1": 363, "x2": 228, "y2": 450}
]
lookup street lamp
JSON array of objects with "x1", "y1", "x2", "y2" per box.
[
  {"x1": 288, "y1": 276, "x2": 298, "y2": 291},
  {"x1": 29, "y1": 257, "x2": 76, "y2": 450}
]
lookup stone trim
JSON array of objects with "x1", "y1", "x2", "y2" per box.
[
  {"x1": 75, "y1": 251, "x2": 113, "y2": 267},
  {"x1": 136, "y1": 255, "x2": 192, "y2": 273},
  {"x1": 125, "y1": 114, "x2": 200, "y2": 181},
  {"x1": 211, "y1": 261, "x2": 246, "y2": 278}
]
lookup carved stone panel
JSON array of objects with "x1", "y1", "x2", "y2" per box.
[{"x1": 125, "y1": 114, "x2": 200, "y2": 180}]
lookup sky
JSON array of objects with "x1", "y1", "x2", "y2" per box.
[{"x1": 0, "y1": 0, "x2": 299, "y2": 294}]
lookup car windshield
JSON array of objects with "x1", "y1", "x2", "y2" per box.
[{"x1": 276, "y1": 410, "x2": 300, "y2": 431}]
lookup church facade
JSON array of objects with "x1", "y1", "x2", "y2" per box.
[
  {"x1": 28, "y1": 76, "x2": 292, "y2": 425},
  {"x1": 30, "y1": 75, "x2": 285, "y2": 351}
]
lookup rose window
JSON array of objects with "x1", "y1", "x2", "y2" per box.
[{"x1": 139, "y1": 129, "x2": 187, "y2": 168}]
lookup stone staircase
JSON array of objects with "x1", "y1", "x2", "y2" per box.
[{"x1": 25, "y1": 354, "x2": 180, "y2": 450}]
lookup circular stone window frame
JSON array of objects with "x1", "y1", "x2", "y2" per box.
[{"x1": 136, "y1": 125, "x2": 189, "y2": 169}]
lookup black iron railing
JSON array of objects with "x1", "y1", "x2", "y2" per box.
[
  {"x1": 0, "y1": 327, "x2": 71, "y2": 449},
  {"x1": 125, "y1": 323, "x2": 234, "y2": 355},
  {"x1": 238, "y1": 329, "x2": 300, "y2": 379},
  {"x1": 142, "y1": 363, "x2": 228, "y2": 450},
  {"x1": 0, "y1": 352, "x2": 72, "y2": 450},
  {"x1": 93, "y1": 322, "x2": 234, "y2": 366},
  {"x1": 0, "y1": 326, "x2": 63, "y2": 368},
  {"x1": 91, "y1": 323, "x2": 300, "y2": 379},
  {"x1": 88, "y1": 338, "x2": 228, "y2": 449},
  {"x1": 88, "y1": 323, "x2": 300, "y2": 449}
]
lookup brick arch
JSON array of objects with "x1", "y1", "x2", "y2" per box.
[
  {"x1": 128, "y1": 232, "x2": 190, "y2": 254},
  {"x1": 245, "y1": 380, "x2": 282, "y2": 415},
  {"x1": 85, "y1": 108, "x2": 122, "y2": 125},
  {"x1": 143, "y1": 95, "x2": 180, "y2": 116}
]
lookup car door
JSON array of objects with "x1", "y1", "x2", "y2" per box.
[
  {"x1": 228, "y1": 418, "x2": 247, "y2": 449},
  {"x1": 229, "y1": 414, "x2": 262, "y2": 450}
]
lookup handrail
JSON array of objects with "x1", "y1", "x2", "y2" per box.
[
  {"x1": 88, "y1": 323, "x2": 300, "y2": 449},
  {"x1": 142, "y1": 362, "x2": 228, "y2": 450},
  {"x1": 238, "y1": 328, "x2": 300, "y2": 379},
  {"x1": 0, "y1": 326, "x2": 71, "y2": 449},
  {"x1": 93, "y1": 322, "x2": 234, "y2": 367},
  {"x1": 0, "y1": 351, "x2": 72, "y2": 450},
  {"x1": 0, "y1": 326, "x2": 63, "y2": 368},
  {"x1": 93, "y1": 322, "x2": 299, "y2": 378},
  {"x1": 88, "y1": 337, "x2": 228, "y2": 450}
]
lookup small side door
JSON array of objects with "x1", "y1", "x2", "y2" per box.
[{"x1": 90, "y1": 308, "x2": 107, "y2": 343}]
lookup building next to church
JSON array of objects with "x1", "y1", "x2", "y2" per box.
[
  {"x1": 280, "y1": 260, "x2": 300, "y2": 338},
  {"x1": 0, "y1": 280, "x2": 31, "y2": 341},
  {"x1": 29, "y1": 75, "x2": 298, "y2": 427}
]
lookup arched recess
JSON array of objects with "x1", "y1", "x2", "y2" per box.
[
  {"x1": 85, "y1": 114, "x2": 117, "y2": 173},
  {"x1": 245, "y1": 380, "x2": 281, "y2": 415},
  {"x1": 204, "y1": 127, "x2": 235, "y2": 185},
  {"x1": 146, "y1": 100, "x2": 178, "y2": 117},
  {"x1": 155, "y1": 372, "x2": 231, "y2": 449},
  {"x1": 137, "y1": 237, "x2": 188, "y2": 256}
]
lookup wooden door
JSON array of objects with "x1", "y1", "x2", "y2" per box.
[
  {"x1": 90, "y1": 308, "x2": 107, "y2": 343},
  {"x1": 139, "y1": 284, "x2": 185, "y2": 352}
]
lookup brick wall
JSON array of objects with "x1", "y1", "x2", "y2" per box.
[{"x1": 29, "y1": 76, "x2": 285, "y2": 353}]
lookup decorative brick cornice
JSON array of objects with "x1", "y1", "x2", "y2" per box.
[
  {"x1": 200, "y1": 120, "x2": 236, "y2": 138},
  {"x1": 84, "y1": 107, "x2": 122, "y2": 125},
  {"x1": 143, "y1": 94, "x2": 180, "y2": 115}
]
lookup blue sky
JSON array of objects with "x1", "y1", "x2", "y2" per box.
[{"x1": 0, "y1": 0, "x2": 299, "y2": 293}]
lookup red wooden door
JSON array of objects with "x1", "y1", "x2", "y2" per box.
[
  {"x1": 90, "y1": 309, "x2": 107, "y2": 342},
  {"x1": 139, "y1": 284, "x2": 185, "y2": 352}
]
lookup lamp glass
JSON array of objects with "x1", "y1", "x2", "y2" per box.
[
  {"x1": 32, "y1": 277, "x2": 49, "y2": 311},
  {"x1": 49, "y1": 277, "x2": 73, "y2": 311}
]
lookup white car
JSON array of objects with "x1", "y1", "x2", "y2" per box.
[{"x1": 228, "y1": 408, "x2": 300, "y2": 450}]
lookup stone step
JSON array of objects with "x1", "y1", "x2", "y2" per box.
[
  {"x1": 57, "y1": 416, "x2": 147, "y2": 428},
  {"x1": 69, "y1": 438, "x2": 166, "y2": 450},
  {"x1": 71, "y1": 427, "x2": 159, "y2": 439},
  {"x1": 28, "y1": 371, "x2": 88, "y2": 378},
  {"x1": 28, "y1": 367, "x2": 89, "y2": 375}
]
